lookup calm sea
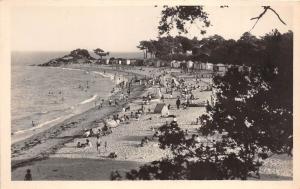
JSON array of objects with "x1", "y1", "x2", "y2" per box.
[{"x1": 11, "y1": 51, "x2": 142, "y2": 137}]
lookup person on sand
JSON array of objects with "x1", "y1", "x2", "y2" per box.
[
  {"x1": 89, "y1": 128, "x2": 94, "y2": 137},
  {"x1": 115, "y1": 99, "x2": 119, "y2": 106},
  {"x1": 104, "y1": 141, "x2": 107, "y2": 152},
  {"x1": 85, "y1": 139, "x2": 92, "y2": 148},
  {"x1": 186, "y1": 99, "x2": 190, "y2": 108},
  {"x1": 96, "y1": 136, "x2": 101, "y2": 153},
  {"x1": 24, "y1": 169, "x2": 32, "y2": 181},
  {"x1": 77, "y1": 142, "x2": 82, "y2": 148},
  {"x1": 176, "y1": 98, "x2": 181, "y2": 109},
  {"x1": 171, "y1": 117, "x2": 177, "y2": 126},
  {"x1": 32, "y1": 121, "x2": 35, "y2": 127},
  {"x1": 84, "y1": 129, "x2": 90, "y2": 138}
]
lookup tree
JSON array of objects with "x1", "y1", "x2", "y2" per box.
[
  {"x1": 158, "y1": 5, "x2": 286, "y2": 36},
  {"x1": 112, "y1": 30, "x2": 293, "y2": 180},
  {"x1": 137, "y1": 41, "x2": 149, "y2": 59},
  {"x1": 124, "y1": 6, "x2": 292, "y2": 179},
  {"x1": 158, "y1": 6, "x2": 211, "y2": 35},
  {"x1": 175, "y1": 36, "x2": 194, "y2": 53},
  {"x1": 94, "y1": 48, "x2": 109, "y2": 60}
]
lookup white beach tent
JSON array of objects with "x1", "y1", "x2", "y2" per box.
[
  {"x1": 153, "y1": 87, "x2": 162, "y2": 99},
  {"x1": 154, "y1": 103, "x2": 169, "y2": 117}
]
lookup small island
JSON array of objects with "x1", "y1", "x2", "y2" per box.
[{"x1": 38, "y1": 49, "x2": 95, "y2": 66}]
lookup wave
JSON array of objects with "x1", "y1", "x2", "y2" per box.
[
  {"x1": 13, "y1": 94, "x2": 98, "y2": 135},
  {"x1": 93, "y1": 71, "x2": 114, "y2": 80},
  {"x1": 13, "y1": 116, "x2": 65, "y2": 134},
  {"x1": 61, "y1": 67, "x2": 84, "y2": 72},
  {"x1": 12, "y1": 66, "x2": 127, "y2": 137},
  {"x1": 79, "y1": 94, "x2": 98, "y2": 105}
]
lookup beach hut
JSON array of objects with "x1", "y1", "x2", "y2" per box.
[
  {"x1": 126, "y1": 59, "x2": 131, "y2": 65},
  {"x1": 206, "y1": 63, "x2": 214, "y2": 71},
  {"x1": 193, "y1": 62, "x2": 200, "y2": 70},
  {"x1": 154, "y1": 103, "x2": 169, "y2": 117},
  {"x1": 154, "y1": 60, "x2": 161, "y2": 67},
  {"x1": 215, "y1": 63, "x2": 227, "y2": 72},
  {"x1": 200, "y1": 63, "x2": 206, "y2": 70},
  {"x1": 187, "y1": 60, "x2": 194, "y2": 68}
]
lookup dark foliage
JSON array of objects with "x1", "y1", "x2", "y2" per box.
[{"x1": 158, "y1": 6, "x2": 211, "y2": 35}]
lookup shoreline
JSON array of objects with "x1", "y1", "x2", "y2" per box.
[
  {"x1": 11, "y1": 65, "x2": 147, "y2": 170},
  {"x1": 11, "y1": 64, "x2": 133, "y2": 143},
  {"x1": 11, "y1": 65, "x2": 292, "y2": 180}
]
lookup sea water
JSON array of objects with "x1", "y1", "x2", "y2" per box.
[{"x1": 11, "y1": 51, "x2": 142, "y2": 140}]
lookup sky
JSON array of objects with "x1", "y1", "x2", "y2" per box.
[{"x1": 11, "y1": 4, "x2": 294, "y2": 52}]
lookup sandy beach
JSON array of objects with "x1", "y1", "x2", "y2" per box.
[{"x1": 11, "y1": 65, "x2": 292, "y2": 180}]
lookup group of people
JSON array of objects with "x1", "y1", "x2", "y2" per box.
[{"x1": 78, "y1": 127, "x2": 109, "y2": 155}]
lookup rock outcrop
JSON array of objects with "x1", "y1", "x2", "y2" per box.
[{"x1": 38, "y1": 49, "x2": 95, "y2": 66}]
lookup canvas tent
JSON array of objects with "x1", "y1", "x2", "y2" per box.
[
  {"x1": 154, "y1": 103, "x2": 169, "y2": 117},
  {"x1": 152, "y1": 87, "x2": 162, "y2": 99}
]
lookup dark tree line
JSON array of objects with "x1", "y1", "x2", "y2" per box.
[{"x1": 137, "y1": 30, "x2": 292, "y2": 68}]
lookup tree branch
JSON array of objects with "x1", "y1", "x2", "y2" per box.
[
  {"x1": 249, "y1": 6, "x2": 287, "y2": 32},
  {"x1": 250, "y1": 6, "x2": 269, "y2": 32},
  {"x1": 268, "y1": 7, "x2": 287, "y2": 25}
]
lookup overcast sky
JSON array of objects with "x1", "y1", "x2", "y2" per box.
[{"x1": 11, "y1": 5, "x2": 294, "y2": 52}]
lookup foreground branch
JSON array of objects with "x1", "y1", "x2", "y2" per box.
[{"x1": 250, "y1": 6, "x2": 286, "y2": 32}]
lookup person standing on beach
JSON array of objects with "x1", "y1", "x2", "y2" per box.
[
  {"x1": 96, "y1": 136, "x2": 101, "y2": 154},
  {"x1": 24, "y1": 169, "x2": 32, "y2": 181},
  {"x1": 127, "y1": 89, "x2": 131, "y2": 96},
  {"x1": 176, "y1": 98, "x2": 181, "y2": 109},
  {"x1": 104, "y1": 141, "x2": 107, "y2": 152}
]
